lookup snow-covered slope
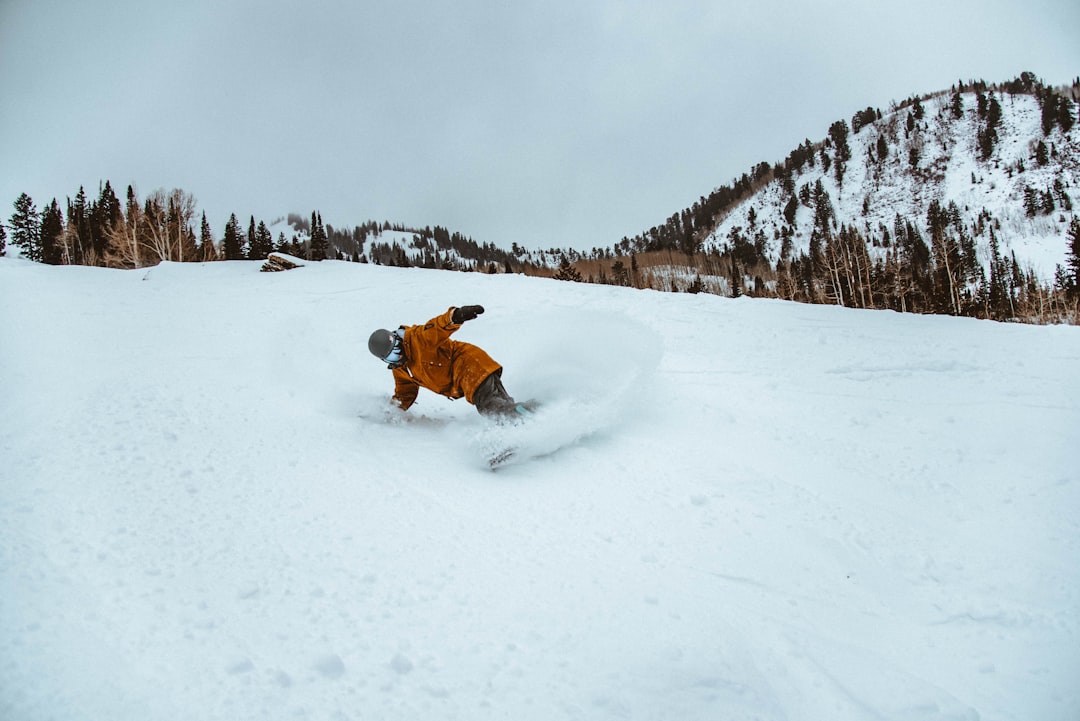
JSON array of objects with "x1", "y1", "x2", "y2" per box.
[
  {"x1": 1, "y1": 257, "x2": 1078, "y2": 720},
  {"x1": 708, "y1": 91, "x2": 1079, "y2": 280}
]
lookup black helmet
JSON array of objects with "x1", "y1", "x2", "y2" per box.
[{"x1": 368, "y1": 328, "x2": 405, "y2": 368}]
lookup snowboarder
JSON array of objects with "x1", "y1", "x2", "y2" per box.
[{"x1": 368, "y1": 305, "x2": 533, "y2": 419}]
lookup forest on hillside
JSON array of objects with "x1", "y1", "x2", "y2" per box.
[{"x1": 546, "y1": 73, "x2": 1080, "y2": 324}]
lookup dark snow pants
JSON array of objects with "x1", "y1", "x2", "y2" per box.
[{"x1": 473, "y1": 369, "x2": 519, "y2": 417}]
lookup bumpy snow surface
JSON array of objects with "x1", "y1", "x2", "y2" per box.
[{"x1": 2, "y1": 258, "x2": 1078, "y2": 720}]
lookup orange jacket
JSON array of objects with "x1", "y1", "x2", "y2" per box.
[{"x1": 391, "y1": 307, "x2": 502, "y2": 410}]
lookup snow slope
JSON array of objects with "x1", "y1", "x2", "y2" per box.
[{"x1": 1, "y1": 257, "x2": 1078, "y2": 721}]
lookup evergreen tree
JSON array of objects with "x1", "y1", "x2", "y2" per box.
[
  {"x1": 309, "y1": 211, "x2": 328, "y2": 261},
  {"x1": 899, "y1": 220, "x2": 932, "y2": 312},
  {"x1": 40, "y1": 199, "x2": 65, "y2": 265},
  {"x1": 68, "y1": 186, "x2": 91, "y2": 264},
  {"x1": 250, "y1": 220, "x2": 273, "y2": 260},
  {"x1": 553, "y1": 254, "x2": 582, "y2": 282},
  {"x1": 729, "y1": 260, "x2": 743, "y2": 298},
  {"x1": 199, "y1": 212, "x2": 217, "y2": 261},
  {"x1": 611, "y1": 259, "x2": 629, "y2": 286},
  {"x1": 247, "y1": 216, "x2": 257, "y2": 259},
  {"x1": 1023, "y1": 186, "x2": 1041, "y2": 217},
  {"x1": 91, "y1": 180, "x2": 121, "y2": 260},
  {"x1": 1035, "y1": 141, "x2": 1049, "y2": 166},
  {"x1": 851, "y1": 107, "x2": 878, "y2": 134},
  {"x1": 0, "y1": 219, "x2": 6, "y2": 256},
  {"x1": 828, "y1": 120, "x2": 851, "y2": 185},
  {"x1": 223, "y1": 213, "x2": 243, "y2": 260},
  {"x1": 1067, "y1": 216, "x2": 1080, "y2": 296},
  {"x1": 10, "y1": 193, "x2": 41, "y2": 261},
  {"x1": 783, "y1": 195, "x2": 798, "y2": 225},
  {"x1": 1041, "y1": 91, "x2": 1060, "y2": 135},
  {"x1": 978, "y1": 95, "x2": 1003, "y2": 160},
  {"x1": 950, "y1": 90, "x2": 964, "y2": 119},
  {"x1": 1057, "y1": 96, "x2": 1076, "y2": 134},
  {"x1": 987, "y1": 231, "x2": 1010, "y2": 316},
  {"x1": 811, "y1": 180, "x2": 834, "y2": 236}
]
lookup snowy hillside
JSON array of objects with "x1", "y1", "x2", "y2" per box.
[
  {"x1": 2, "y1": 257, "x2": 1078, "y2": 721},
  {"x1": 265, "y1": 217, "x2": 533, "y2": 272},
  {"x1": 708, "y1": 90, "x2": 1079, "y2": 280}
]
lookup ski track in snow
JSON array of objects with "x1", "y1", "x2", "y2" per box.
[{"x1": 1, "y1": 258, "x2": 1078, "y2": 721}]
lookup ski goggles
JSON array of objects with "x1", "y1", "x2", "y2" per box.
[{"x1": 383, "y1": 335, "x2": 405, "y2": 368}]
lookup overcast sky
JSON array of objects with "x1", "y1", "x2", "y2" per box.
[{"x1": 2, "y1": 0, "x2": 1077, "y2": 251}]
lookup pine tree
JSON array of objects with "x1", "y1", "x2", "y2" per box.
[
  {"x1": 91, "y1": 180, "x2": 121, "y2": 260},
  {"x1": 1035, "y1": 141, "x2": 1049, "y2": 166},
  {"x1": 1057, "y1": 96, "x2": 1076, "y2": 134},
  {"x1": 199, "y1": 212, "x2": 217, "y2": 261},
  {"x1": 987, "y1": 231, "x2": 1010, "y2": 315},
  {"x1": 1067, "y1": 216, "x2": 1080, "y2": 296},
  {"x1": 10, "y1": 193, "x2": 41, "y2": 261},
  {"x1": 309, "y1": 211, "x2": 328, "y2": 261},
  {"x1": 247, "y1": 216, "x2": 257, "y2": 259},
  {"x1": 0, "y1": 220, "x2": 6, "y2": 256},
  {"x1": 250, "y1": 220, "x2": 273, "y2": 260},
  {"x1": 611, "y1": 259, "x2": 629, "y2": 286},
  {"x1": 729, "y1": 260, "x2": 743, "y2": 298},
  {"x1": 68, "y1": 186, "x2": 91, "y2": 264},
  {"x1": 783, "y1": 195, "x2": 798, "y2": 225},
  {"x1": 950, "y1": 90, "x2": 964, "y2": 119},
  {"x1": 828, "y1": 120, "x2": 852, "y2": 185},
  {"x1": 811, "y1": 180, "x2": 834, "y2": 236},
  {"x1": 40, "y1": 199, "x2": 65, "y2": 264},
  {"x1": 1041, "y1": 91, "x2": 1059, "y2": 135},
  {"x1": 223, "y1": 213, "x2": 243, "y2": 260},
  {"x1": 978, "y1": 95, "x2": 1003, "y2": 160},
  {"x1": 553, "y1": 254, "x2": 582, "y2": 282}
]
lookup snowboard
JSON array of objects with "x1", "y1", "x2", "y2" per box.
[{"x1": 484, "y1": 400, "x2": 540, "y2": 470}]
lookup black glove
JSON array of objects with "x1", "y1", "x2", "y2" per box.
[{"x1": 452, "y1": 305, "x2": 485, "y2": 324}]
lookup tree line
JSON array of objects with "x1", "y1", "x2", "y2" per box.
[
  {"x1": 3, "y1": 182, "x2": 281, "y2": 267},
  {"x1": 4, "y1": 177, "x2": 1077, "y2": 325},
  {"x1": 0, "y1": 181, "x2": 537, "y2": 272}
]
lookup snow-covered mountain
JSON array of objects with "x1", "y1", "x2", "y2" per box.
[
  {"x1": 705, "y1": 81, "x2": 1079, "y2": 281},
  {"x1": 2, "y1": 256, "x2": 1077, "y2": 720}
]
